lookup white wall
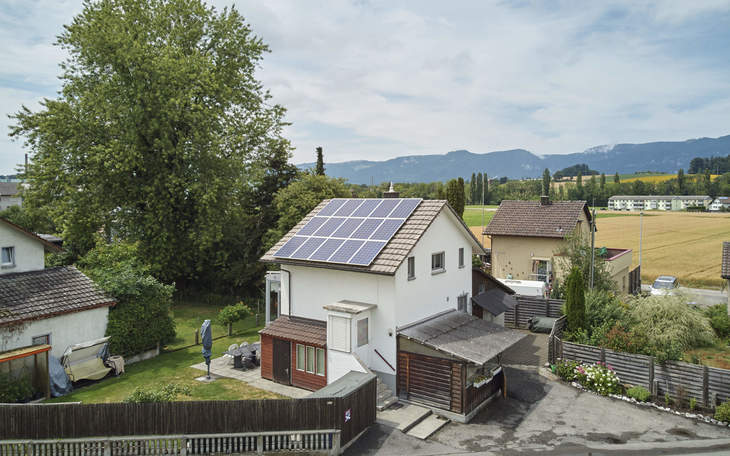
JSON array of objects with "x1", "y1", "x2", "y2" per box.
[
  {"x1": 327, "y1": 350, "x2": 368, "y2": 384},
  {"x1": 0, "y1": 224, "x2": 45, "y2": 274},
  {"x1": 0, "y1": 307, "x2": 110, "y2": 359}
]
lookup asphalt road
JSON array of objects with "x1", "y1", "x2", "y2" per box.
[{"x1": 640, "y1": 285, "x2": 728, "y2": 307}]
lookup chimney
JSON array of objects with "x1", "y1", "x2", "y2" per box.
[
  {"x1": 540, "y1": 195, "x2": 550, "y2": 206},
  {"x1": 383, "y1": 182, "x2": 399, "y2": 198}
]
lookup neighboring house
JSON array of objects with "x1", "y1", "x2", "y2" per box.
[
  {"x1": 608, "y1": 195, "x2": 712, "y2": 211},
  {"x1": 260, "y1": 197, "x2": 525, "y2": 421},
  {"x1": 484, "y1": 198, "x2": 633, "y2": 294},
  {"x1": 722, "y1": 242, "x2": 730, "y2": 316},
  {"x1": 710, "y1": 197, "x2": 730, "y2": 212},
  {"x1": 0, "y1": 182, "x2": 22, "y2": 211},
  {"x1": 471, "y1": 268, "x2": 516, "y2": 325},
  {"x1": 0, "y1": 218, "x2": 115, "y2": 358}
]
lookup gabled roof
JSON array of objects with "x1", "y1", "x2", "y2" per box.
[
  {"x1": 472, "y1": 288, "x2": 517, "y2": 316},
  {"x1": 259, "y1": 316, "x2": 327, "y2": 347},
  {"x1": 261, "y1": 199, "x2": 486, "y2": 275},
  {"x1": 0, "y1": 266, "x2": 115, "y2": 327},
  {"x1": 484, "y1": 200, "x2": 592, "y2": 239},
  {"x1": 398, "y1": 309, "x2": 526, "y2": 365},
  {"x1": 722, "y1": 242, "x2": 730, "y2": 279},
  {"x1": 0, "y1": 218, "x2": 63, "y2": 252}
]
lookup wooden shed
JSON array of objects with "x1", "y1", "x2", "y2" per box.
[
  {"x1": 0, "y1": 344, "x2": 51, "y2": 400},
  {"x1": 397, "y1": 310, "x2": 525, "y2": 422}
]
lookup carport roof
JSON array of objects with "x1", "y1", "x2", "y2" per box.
[
  {"x1": 472, "y1": 288, "x2": 517, "y2": 316},
  {"x1": 398, "y1": 310, "x2": 526, "y2": 365}
]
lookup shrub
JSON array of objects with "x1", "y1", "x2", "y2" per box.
[
  {"x1": 0, "y1": 373, "x2": 34, "y2": 403},
  {"x1": 704, "y1": 304, "x2": 730, "y2": 340},
  {"x1": 123, "y1": 383, "x2": 191, "y2": 403},
  {"x1": 577, "y1": 362, "x2": 622, "y2": 396},
  {"x1": 715, "y1": 402, "x2": 730, "y2": 422},
  {"x1": 565, "y1": 267, "x2": 586, "y2": 332},
  {"x1": 216, "y1": 301, "x2": 252, "y2": 326},
  {"x1": 555, "y1": 359, "x2": 580, "y2": 381},
  {"x1": 79, "y1": 241, "x2": 176, "y2": 356},
  {"x1": 626, "y1": 386, "x2": 651, "y2": 402},
  {"x1": 689, "y1": 397, "x2": 697, "y2": 411}
]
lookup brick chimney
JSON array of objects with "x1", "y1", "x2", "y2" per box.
[
  {"x1": 383, "y1": 182, "x2": 399, "y2": 198},
  {"x1": 540, "y1": 195, "x2": 550, "y2": 205}
]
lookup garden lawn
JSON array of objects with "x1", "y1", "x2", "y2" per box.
[
  {"x1": 167, "y1": 297, "x2": 262, "y2": 350},
  {"x1": 46, "y1": 322, "x2": 281, "y2": 404},
  {"x1": 463, "y1": 209, "x2": 495, "y2": 228}
]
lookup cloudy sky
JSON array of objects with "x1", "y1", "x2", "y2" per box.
[{"x1": 2, "y1": 1, "x2": 730, "y2": 173}]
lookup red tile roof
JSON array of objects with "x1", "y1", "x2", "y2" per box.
[
  {"x1": 484, "y1": 200, "x2": 591, "y2": 239},
  {"x1": 259, "y1": 316, "x2": 327, "y2": 347}
]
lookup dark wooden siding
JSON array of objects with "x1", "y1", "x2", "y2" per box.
[
  {"x1": 464, "y1": 369, "x2": 503, "y2": 414},
  {"x1": 260, "y1": 334, "x2": 273, "y2": 381},
  {"x1": 451, "y1": 363, "x2": 464, "y2": 414},
  {"x1": 290, "y1": 343, "x2": 327, "y2": 391},
  {"x1": 398, "y1": 351, "x2": 456, "y2": 412},
  {"x1": 472, "y1": 305, "x2": 483, "y2": 319}
]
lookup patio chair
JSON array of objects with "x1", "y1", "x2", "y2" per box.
[{"x1": 225, "y1": 343, "x2": 238, "y2": 365}]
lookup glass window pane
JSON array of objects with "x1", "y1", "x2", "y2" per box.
[
  {"x1": 306, "y1": 346, "x2": 315, "y2": 373},
  {"x1": 316, "y1": 348, "x2": 325, "y2": 375},
  {"x1": 296, "y1": 344, "x2": 305, "y2": 371},
  {"x1": 407, "y1": 257, "x2": 415, "y2": 279}
]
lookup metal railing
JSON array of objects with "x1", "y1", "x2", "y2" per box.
[{"x1": 0, "y1": 430, "x2": 341, "y2": 455}]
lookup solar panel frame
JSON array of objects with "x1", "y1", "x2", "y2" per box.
[{"x1": 272, "y1": 197, "x2": 422, "y2": 266}]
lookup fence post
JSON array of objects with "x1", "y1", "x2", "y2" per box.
[
  {"x1": 331, "y1": 431, "x2": 341, "y2": 456},
  {"x1": 648, "y1": 357, "x2": 655, "y2": 397},
  {"x1": 104, "y1": 439, "x2": 112, "y2": 456},
  {"x1": 257, "y1": 435, "x2": 264, "y2": 454},
  {"x1": 600, "y1": 348, "x2": 606, "y2": 365},
  {"x1": 181, "y1": 437, "x2": 187, "y2": 456},
  {"x1": 702, "y1": 366, "x2": 709, "y2": 408},
  {"x1": 545, "y1": 299, "x2": 550, "y2": 318},
  {"x1": 194, "y1": 329, "x2": 199, "y2": 345},
  {"x1": 228, "y1": 323, "x2": 232, "y2": 336}
]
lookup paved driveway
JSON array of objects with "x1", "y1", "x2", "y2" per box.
[
  {"x1": 348, "y1": 367, "x2": 730, "y2": 455},
  {"x1": 501, "y1": 330, "x2": 549, "y2": 367}
]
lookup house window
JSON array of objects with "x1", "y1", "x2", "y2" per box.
[
  {"x1": 32, "y1": 334, "x2": 50, "y2": 346},
  {"x1": 316, "y1": 348, "x2": 325, "y2": 376},
  {"x1": 296, "y1": 344, "x2": 305, "y2": 371},
  {"x1": 1, "y1": 246, "x2": 15, "y2": 267},
  {"x1": 357, "y1": 318, "x2": 369, "y2": 347},
  {"x1": 407, "y1": 256, "x2": 415, "y2": 280},
  {"x1": 306, "y1": 346, "x2": 315, "y2": 373},
  {"x1": 431, "y1": 252, "x2": 445, "y2": 273},
  {"x1": 458, "y1": 248, "x2": 465, "y2": 268},
  {"x1": 457, "y1": 293, "x2": 468, "y2": 312}
]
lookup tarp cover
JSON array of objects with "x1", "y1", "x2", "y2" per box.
[
  {"x1": 201, "y1": 319, "x2": 212, "y2": 361},
  {"x1": 49, "y1": 355, "x2": 72, "y2": 397},
  {"x1": 529, "y1": 316, "x2": 557, "y2": 333}
]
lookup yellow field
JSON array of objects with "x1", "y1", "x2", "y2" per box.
[
  {"x1": 595, "y1": 211, "x2": 730, "y2": 288},
  {"x1": 470, "y1": 211, "x2": 730, "y2": 288},
  {"x1": 621, "y1": 174, "x2": 720, "y2": 184}
]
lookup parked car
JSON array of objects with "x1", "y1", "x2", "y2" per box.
[{"x1": 650, "y1": 275, "x2": 679, "y2": 296}]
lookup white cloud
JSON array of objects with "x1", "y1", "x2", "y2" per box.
[{"x1": 2, "y1": 0, "x2": 730, "y2": 172}]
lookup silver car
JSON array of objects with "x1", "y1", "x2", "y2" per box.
[{"x1": 650, "y1": 275, "x2": 679, "y2": 296}]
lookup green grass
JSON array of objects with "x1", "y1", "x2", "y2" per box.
[
  {"x1": 463, "y1": 210, "x2": 495, "y2": 227},
  {"x1": 167, "y1": 299, "x2": 262, "y2": 351},
  {"x1": 46, "y1": 320, "x2": 279, "y2": 403},
  {"x1": 465, "y1": 204, "x2": 499, "y2": 209}
]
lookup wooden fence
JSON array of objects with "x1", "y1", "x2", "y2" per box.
[
  {"x1": 552, "y1": 335, "x2": 730, "y2": 408},
  {"x1": 504, "y1": 295, "x2": 564, "y2": 329},
  {"x1": 0, "y1": 377, "x2": 376, "y2": 448}
]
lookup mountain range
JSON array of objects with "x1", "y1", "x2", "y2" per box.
[{"x1": 298, "y1": 135, "x2": 730, "y2": 184}]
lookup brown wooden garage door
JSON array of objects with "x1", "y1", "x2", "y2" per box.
[{"x1": 397, "y1": 351, "x2": 454, "y2": 411}]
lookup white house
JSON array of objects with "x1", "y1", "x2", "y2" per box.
[
  {"x1": 260, "y1": 197, "x2": 525, "y2": 421},
  {"x1": 710, "y1": 197, "x2": 730, "y2": 212},
  {"x1": 608, "y1": 195, "x2": 712, "y2": 211},
  {"x1": 0, "y1": 218, "x2": 115, "y2": 359}
]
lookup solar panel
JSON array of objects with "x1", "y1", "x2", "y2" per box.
[
  {"x1": 349, "y1": 241, "x2": 387, "y2": 265},
  {"x1": 273, "y1": 198, "x2": 422, "y2": 266}
]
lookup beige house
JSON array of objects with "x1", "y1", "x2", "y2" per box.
[{"x1": 484, "y1": 198, "x2": 633, "y2": 294}]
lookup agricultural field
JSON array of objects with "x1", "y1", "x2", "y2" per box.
[
  {"x1": 620, "y1": 173, "x2": 720, "y2": 184},
  {"x1": 594, "y1": 211, "x2": 730, "y2": 288}
]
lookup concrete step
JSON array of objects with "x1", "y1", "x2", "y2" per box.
[
  {"x1": 405, "y1": 414, "x2": 450, "y2": 440},
  {"x1": 377, "y1": 389, "x2": 393, "y2": 401},
  {"x1": 376, "y1": 395, "x2": 398, "y2": 412},
  {"x1": 377, "y1": 403, "x2": 431, "y2": 432}
]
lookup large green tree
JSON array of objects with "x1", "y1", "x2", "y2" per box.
[
  {"x1": 11, "y1": 0, "x2": 295, "y2": 291},
  {"x1": 445, "y1": 178, "x2": 465, "y2": 218},
  {"x1": 542, "y1": 168, "x2": 551, "y2": 196},
  {"x1": 315, "y1": 147, "x2": 325, "y2": 176}
]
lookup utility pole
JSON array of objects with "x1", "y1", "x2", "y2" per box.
[
  {"x1": 590, "y1": 207, "x2": 596, "y2": 289},
  {"x1": 481, "y1": 173, "x2": 486, "y2": 247},
  {"x1": 639, "y1": 211, "x2": 644, "y2": 267}
]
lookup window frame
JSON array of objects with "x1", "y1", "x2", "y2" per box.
[
  {"x1": 457, "y1": 293, "x2": 469, "y2": 312},
  {"x1": 357, "y1": 318, "x2": 369, "y2": 347},
  {"x1": 315, "y1": 348, "x2": 325, "y2": 376},
  {"x1": 458, "y1": 247, "x2": 465, "y2": 268},
  {"x1": 407, "y1": 256, "x2": 415, "y2": 280},
  {"x1": 32, "y1": 334, "x2": 50, "y2": 346},
  {"x1": 431, "y1": 251, "x2": 445, "y2": 274},
  {"x1": 1, "y1": 246, "x2": 15, "y2": 268},
  {"x1": 296, "y1": 344, "x2": 306, "y2": 371},
  {"x1": 306, "y1": 346, "x2": 315, "y2": 373}
]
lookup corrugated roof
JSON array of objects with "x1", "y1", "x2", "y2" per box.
[
  {"x1": 0, "y1": 266, "x2": 115, "y2": 326},
  {"x1": 722, "y1": 242, "x2": 730, "y2": 279},
  {"x1": 261, "y1": 199, "x2": 485, "y2": 275},
  {"x1": 259, "y1": 316, "x2": 327, "y2": 347},
  {"x1": 484, "y1": 200, "x2": 591, "y2": 239},
  {"x1": 398, "y1": 310, "x2": 526, "y2": 365}
]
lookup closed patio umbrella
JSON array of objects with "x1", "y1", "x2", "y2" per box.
[{"x1": 201, "y1": 319, "x2": 212, "y2": 379}]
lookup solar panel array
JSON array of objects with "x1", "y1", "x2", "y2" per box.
[{"x1": 273, "y1": 198, "x2": 422, "y2": 266}]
